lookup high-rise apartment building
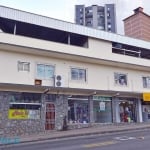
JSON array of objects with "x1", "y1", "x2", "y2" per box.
[
  {"x1": 124, "y1": 7, "x2": 150, "y2": 42},
  {"x1": 75, "y1": 4, "x2": 117, "y2": 33}
]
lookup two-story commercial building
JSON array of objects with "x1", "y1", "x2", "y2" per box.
[{"x1": 0, "y1": 5, "x2": 150, "y2": 136}]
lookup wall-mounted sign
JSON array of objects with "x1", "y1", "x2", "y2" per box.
[
  {"x1": 99, "y1": 102, "x2": 105, "y2": 111},
  {"x1": 143, "y1": 93, "x2": 150, "y2": 101},
  {"x1": 8, "y1": 109, "x2": 40, "y2": 119},
  {"x1": 93, "y1": 96, "x2": 111, "y2": 101},
  {"x1": 8, "y1": 109, "x2": 28, "y2": 119}
]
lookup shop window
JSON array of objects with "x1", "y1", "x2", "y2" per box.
[
  {"x1": 119, "y1": 100, "x2": 136, "y2": 123},
  {"x1": 79, "y1": 8, "x2": 83, "y2": 12},
  {"x1": 114, "y1": 72, "x2": 128, "y2": 86},
  {"x1": 68, "y1": 100, "x2": 89, "y2": 124},
  {"x1": 8, "y1": 93, "x2": 41, "y2": 119},
  {"x1": 71, "y1": 68, "x2": 87, "y2": 82},
  {"x1": 143, "y1": 77, "x2": 150, "y2": 88},
  {"x1": 18, "y1": 61, "x2": 30, "y2": 72},
  {"x1": 36, "y1": 64, "x2": 55, "y2": 79},
  {"x1": 93, "y1": 96, "x2": 112, "y2": 123}
]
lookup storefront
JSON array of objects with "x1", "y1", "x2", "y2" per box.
[
  {"x1": 142, "y1": 93, "x2": 150, "y2": 122},
  {"x1": 9, "y1": 92, "x2": 42, "y2": 120},
  {"x1": 68, "y1": 96, "x2": 89, "y2": 124},
  {"x1": 118, "y1": 98, "x2": 137, "y2": 123},
  {"x1": 93, "y1": 96, "x2": 112, "y2": 123},
  {"x1": 0, "y1": 91, "x2": 68, "y2": 136}
]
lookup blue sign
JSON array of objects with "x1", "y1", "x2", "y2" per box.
[{"x1": 0, "y1": 137, "x2": 20, "y2": 144}]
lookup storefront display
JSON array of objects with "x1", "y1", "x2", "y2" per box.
[
  {"x1": 93, "y1": 96, "x2": 112, "y2": 123},
  {"x1": 68, "y1": 98, "x2": 89, "y2": 124},
  {"x1": 119, "y1": 98, "x2": 137, "y2": 123}
]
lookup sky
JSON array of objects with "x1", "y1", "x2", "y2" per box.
[{"x1": 0, "y1": 0, "x2": 149, "y2": 34}]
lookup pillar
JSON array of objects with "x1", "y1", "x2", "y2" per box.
[
  {"x1": 112, "y1": 97, "x2": 120, "y2": 123},
  {"x1": 136, "y1": 98, "x2": 143, "y2": 122},
  {"x1": 88, "y1": 96, "x2": 94, "y2": 123}
]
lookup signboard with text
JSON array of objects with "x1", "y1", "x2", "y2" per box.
[
  {"x1": 8, "y1": 109, "x2": 40, "y2": 119},
  {"x1": 99, "y1": 102, "x2": 105, "y2": 111},
  {"x1": 8, "y1": 109, "x2": 28, "y2": 119}
]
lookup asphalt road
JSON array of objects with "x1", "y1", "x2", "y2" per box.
[{"x1": 1, "y1": 129, "x2": 150, "y2": 150}]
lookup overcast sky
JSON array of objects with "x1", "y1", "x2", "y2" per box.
[{"x1": 0, "y1": 0, "x2": 149, "y2": 34}]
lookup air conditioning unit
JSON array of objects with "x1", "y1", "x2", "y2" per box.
[{"x1": 55, "y1": 75, "x2": 63, "y2": 87}]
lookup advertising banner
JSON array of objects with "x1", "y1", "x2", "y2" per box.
[
  {"x1": 8, "y1": 109, "x2": 40, "y2": 119},
  {"x1": 8, "y1": 109, "x2": 28, "y2": 119}
]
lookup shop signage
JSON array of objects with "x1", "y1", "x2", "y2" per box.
[
  {"x1": 99, "y1": 102, "x2": 105, "y2": 111},
  {"x1": 143, "y1": 93, "x2": 150, "y2": 101},
  {"x1": 8, "y1": 109, "x2": 40, "y2": 119},
  {"x1": 93, "y1": 96, "x2": 111, "y2": 101},
  {"x1": 8, "y1": 109, "x2": 28, "y2": 119}
]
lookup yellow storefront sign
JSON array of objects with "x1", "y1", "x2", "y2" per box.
[
  {"x1": 8, "y1": 109, "x2": 28, "y2": 119},
  {"x1": 143, "y1": 93, "x2": 150, "y2": 102}
]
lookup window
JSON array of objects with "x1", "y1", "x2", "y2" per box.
[
  {"x1": 18, "y1": 61, "x2": 30, "y2": 71},
  {"x1": 71, "y1": 68, "x2": 86, "y2": 81},
  {"x1": 36, "y1": 64, "x2": 55, "y2": 79},
  {"x1": 9, "y1": 92, "x2": 41, "y2": 119},
  {"x1": 79, "y1": 8, "x2": 83, "y2": 12},
  {"x1": 107, "y1": 13, "x2": 110, "y2": 17},
  {"x1": 80, "y1": 19, "x2": 83, "y2": 24},
  {"x1": 114, "y1": 73, "x2": 127, "y2": 86},
  {"x1": 68, "y1": 99, "x2": 89, "y2": 123},
  {"x1": 88, "y1": 9, "x2": 92, "y2": 13},
  {"x1": 108, "y1": 24, "x2": 111, "y2": 28},
  {"x1": 143, "y1": 77, "x2": 150, "y2": 88}
]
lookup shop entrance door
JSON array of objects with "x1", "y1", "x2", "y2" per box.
[{"x1": 45, "y1": 103, "x2": 55, "y2": 130}]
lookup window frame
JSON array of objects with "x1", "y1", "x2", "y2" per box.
[
  {"x1": 114, "y1": 72, "x2": 128, "y2": 86},
  {"x1": 70, "y1": 67, "x2": 87, "y2": 82},
  {"x1": 36, "y1": 63, "x2": 55, "y2": 80},
  {"x1": 18, "y1": 61, "x2": 30, "y2": 72},
  {"x1": 142, "y1": 76, "x2": 150, "y2": 88}
]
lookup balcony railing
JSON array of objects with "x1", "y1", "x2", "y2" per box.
[{"x1": 112, "y1": 47, "x2": 141, "y2": 58}]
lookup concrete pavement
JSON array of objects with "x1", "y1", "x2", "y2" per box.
[
  {"x1": 19, "y1": 122, "x2": 150, "y2": 143},
  {"x1": 1, "y1": 122, "x2": 150, "y2": 145}
]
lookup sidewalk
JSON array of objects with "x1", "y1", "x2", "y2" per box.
[{"x1": 19, "y1": 122, "x2": 150, "y2": 144}]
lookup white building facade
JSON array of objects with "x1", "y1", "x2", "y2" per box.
[{"x1": 0, "y1": 6, "x2": 150, "y2": 136}]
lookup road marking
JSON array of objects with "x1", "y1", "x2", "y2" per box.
[
  {"x1": 114, "y1": 136, "x2": 136, "y2": 141},
  {"x1": 83, "y1": 140, "x2": 117, "y2": 148}
]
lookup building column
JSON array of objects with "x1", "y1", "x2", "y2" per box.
[
  {"x1": 41, "y1": 94, "x2": 46, "y2": 131},
  {"x1": 55, "y1": 95, "x2": 68, "y2": 130},
  {"x1": 136, "y1": 98, "x2": 143, "y2": 123},
  {"x1": 112, "y1": 97, "x2": 120, "y2": 123},
  {"x1": 88, "y1": 96, "x2": 94, "y2": 123}
]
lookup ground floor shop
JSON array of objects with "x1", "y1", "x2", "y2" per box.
[
  {"x1": 141, "y1": 102, "x2": 150, "y2": 122},
  {"x1": 0, "y1": 91, "x2": 68, "y2": 136},
  {"x1": 0, "y1": 91, "x2": 143, "y2": 136},
  {"x1": 68, "y1": 96, "x2": 142, "y2": 124}
]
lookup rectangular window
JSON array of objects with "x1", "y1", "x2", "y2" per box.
[
  {"x1": 143, "y1": 77, "x2": 150, "y2": 88},
  {"x1": 114, "y1": 73, "x2": 127, "y2": 86},
  {"x1": 18, "y1": 61, "x2": 30, "y2": 72},
  {"x1": 9, "y1": 93, "x2": 41, "y2": 119},
  {"x1": 71, "y1": 68, "x2": 86, "y2": 81},
  {"x1": 36, "y1": 64, "x2": 55, "y2": 79}
]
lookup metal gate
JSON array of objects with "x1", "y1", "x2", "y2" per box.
[{"x1": 45, "y1": 103, "x2": 55, "y2": 130}]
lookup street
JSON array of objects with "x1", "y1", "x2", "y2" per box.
[{"x1": 1, "y1": 129, "x2": 150, "y2": 150}]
